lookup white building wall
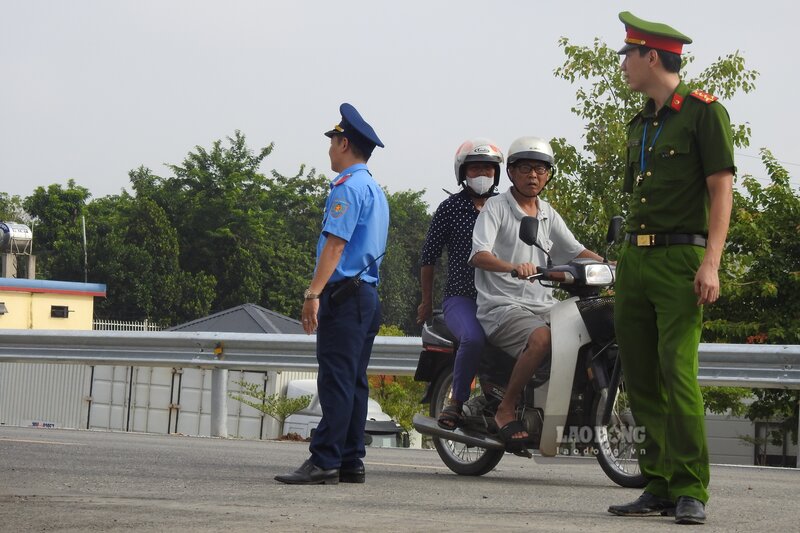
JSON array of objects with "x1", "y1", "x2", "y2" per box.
[
  {"x1": 4, "y1": 360, "x2": 790, "y2": 464},
  {"x1": 0, "y1": 363, "x2": 90, "y2": 429},
  {"x1": 706, "y1": 414, "x2": 757, "y2": 465},
  {"x1": 88, "y1": 365, "x2": 131, "y2": 431}
]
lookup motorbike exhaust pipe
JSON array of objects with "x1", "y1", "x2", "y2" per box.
[{"x1": 412, "y1": 414, "x2": 505, "y2": 450}]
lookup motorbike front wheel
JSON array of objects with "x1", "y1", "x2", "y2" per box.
[
  {"x1": 591, "y1": 372, "x2": 647, "y2": 488},
  {"x1": 430, "y1": 370, "x2": 505, "y2": 476}
]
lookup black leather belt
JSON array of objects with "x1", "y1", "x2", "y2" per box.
[
  {"x1": 626, "y1": 233, "x2": 707, "y2": 248},
  {"x1": 324, "y1": 279, "x2": 377, "y2": 292},
  {"x1": 324, "y1": 279, "x2": 350, "y2": 293}
]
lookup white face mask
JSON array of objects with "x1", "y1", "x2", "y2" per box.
[{"x1": 466, "y1": 175, "x2": 494, "y2": 195}]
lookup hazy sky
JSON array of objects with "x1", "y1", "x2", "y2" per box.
[{"x1": 2, "y1": 1, "x2": 797, "y2": 213}]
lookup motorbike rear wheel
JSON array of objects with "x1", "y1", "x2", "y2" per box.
[
  {"x1": 430, "y1": 370, "x2": 505, "y2": 476},
  {"x1": 592, "y1": 372, "x2": 647, "y2": 488}
]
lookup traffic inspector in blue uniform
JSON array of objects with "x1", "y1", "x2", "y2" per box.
[{"x1": 275, "y1": 103, "x2": 389, "y2": 485}]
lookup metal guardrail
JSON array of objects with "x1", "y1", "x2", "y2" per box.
[
  {"x1": 0, "y1": 329, "x2": 798, "y2": 387},
  {"x1": 0, "y1": 330, "x2": 422, "y2": 374},
  {"x1": 1, "y1": 329, "x2": 798, "y2": 436}
]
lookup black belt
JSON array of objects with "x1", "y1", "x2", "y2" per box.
[
  {"x1": 626, "y1": 233, "x2": 707, "y2": 248},
  {"x1": 324, "y1": 279, "x2": 377, "y2": 292}
]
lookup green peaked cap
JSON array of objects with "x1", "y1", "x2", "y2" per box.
[{"x1": 618, "y1": 11, "x2": 692, "y2": 55}]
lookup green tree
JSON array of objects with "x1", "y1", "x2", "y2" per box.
[
  {"x1": 706, "y1": 150, "x2": 800, "y2": 344},
  {"x1": 260, "y1": 167, "x2": 329, "y2": 319},
  {"x1": 0, "y1": 193, "x2": 27, "y2": 222},
  {"x1": 229, "y1": 379, "x2": 312, "y2": 437},
  {"x1": 380, "y1": 189, "x2": 432, "y2": 333},
  {"x1": 369, "y1": 324, "x2": 427, "y2": 433},
  {"x1": 162, "y1": 131, "x2": 276, "y2": 312},
  {"x1": 87, "y1": 191, "x2": 215, "y2": 324},
  {"x1": 22, "y1": 180, "x2": 91, "y2": 281},
  {"x1": 126, "y1": 132, "x2": 324, "y2": 321}
]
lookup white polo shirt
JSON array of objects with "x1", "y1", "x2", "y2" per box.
[{"x1": 470, "y1": 188, "x2": 585, "y2": 336}]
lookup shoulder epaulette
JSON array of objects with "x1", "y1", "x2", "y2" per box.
[
  {"x1": 333, "y1": 173, "x2": 352, "y2": 186},
  {"x1": 689, "y1": 89, "x2": 718, "y2": 104}
]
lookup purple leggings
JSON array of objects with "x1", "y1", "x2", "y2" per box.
[{"x1": 442, "y1": 296, "x2": 486, "y2": 403}]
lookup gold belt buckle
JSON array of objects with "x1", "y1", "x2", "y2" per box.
[{"x1": 637, "y1": 234, "x2": 655, "y2": 246}]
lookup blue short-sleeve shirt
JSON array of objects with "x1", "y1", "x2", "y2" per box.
[{"x1": 316, "y1": 163, "x2": 389, "y2": 285}]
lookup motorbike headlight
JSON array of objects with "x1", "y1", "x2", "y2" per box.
[{"x1": 584, "y1": 263, "x2": 614, "y2": 286}]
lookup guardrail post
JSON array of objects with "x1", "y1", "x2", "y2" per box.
[{"x1": 210, "y1": 368, "x2": 228, "y2": 438}]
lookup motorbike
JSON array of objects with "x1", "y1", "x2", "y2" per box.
[{"x1": 412, "y1": 215, "x2": 646, "y2": 488}]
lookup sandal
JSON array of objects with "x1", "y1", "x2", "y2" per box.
[
  {"x1": 497, "y1": 420, "x2": 533, "y2": 452},
  {"x1": 437, "y1": 403, "x2": 464, "y2": 431}
]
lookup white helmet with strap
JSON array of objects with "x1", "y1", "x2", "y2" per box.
[
  {"x1": 506, "y1": 136, "x2": 554, "y2": 167},
  {"x1": 453, "y1": 138, "x2": 504, "y2": 189}
]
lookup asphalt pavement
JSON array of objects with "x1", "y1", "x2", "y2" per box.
[{"x1": 0, "y1": 426, "x2": 797, "y2": 532}]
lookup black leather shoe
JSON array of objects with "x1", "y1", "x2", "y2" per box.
[
  {"x1": 608, "y1": 492, "x2": 676, "y2": 516},
  {"x1": 274, "y1": 459, "x2": 339, "y2": 485},
  {"x1": 675, "y1": 496, "x2": 706, "y2": 525},
  {"x1": 339, "y1": 465, "x2": 365, "y2": 484}
]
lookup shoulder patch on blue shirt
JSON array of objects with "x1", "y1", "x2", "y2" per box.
[{"x1": 330, "y1": 200, "x2": 349, "y2": 218}]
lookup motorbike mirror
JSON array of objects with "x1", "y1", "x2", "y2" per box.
[
  {"x1": 519, "y1": 216, "x2": 540, "y2": 246},
  {"x1": 606, "y1": 215, "x2": 624, "y2": 244},
  {"x1": 520, "y1": 216, "x2": 553, "y2": 268},
  {"x1": 603, "y1": 215, "x2": 625, "y2": 263}
]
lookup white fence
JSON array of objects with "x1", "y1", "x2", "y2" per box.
[{"x1": 93, "y1": 319, "x2": 162, "y2": 331}]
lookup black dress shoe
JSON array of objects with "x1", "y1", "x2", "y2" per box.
[
  {"x1": 675, "y1": 496, "x2": 706, "y2": 525},
  {"x1": 608, "y1": 492, "x2": 676, "y2": 516},
  {"x1": 274, "y1": 459, "x2": 339, "y2": 485},
  {"x1": 339, "y1": 465, "x2": 365, "y2": 484}
]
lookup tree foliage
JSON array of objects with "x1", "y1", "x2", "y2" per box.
[
  {"x1": 22, "y1": 180, "x2": 91, "y2": 281},
  {"x1": 706, "y1": 150, "x2": 800, "y2": 344},
  {"x1": 380, "y1": 189, "x2": 432, "y2": 332},
  {"x1": 13, "y1": 131, "x2": 430, "y2": 331},
  {"x1": 0, "y1": 193, "x2": 27, "y2": 223},
  {"x1": 368, "y1": 325, "x2": 427, "y2": 433},
  {"x1": 229, "y1": 379, "x2": 312, "y2": 434},
  {"x1": 86, "y1": 191, "x2": 216, "y2": 324}
]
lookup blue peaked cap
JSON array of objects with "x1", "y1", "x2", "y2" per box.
[{"x1": 324, "y1": 103, "x2": 384, "y2": 154}]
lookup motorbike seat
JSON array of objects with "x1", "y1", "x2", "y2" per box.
[{"x1": 429, "y1": 311, "x2": 457, "y2": 344}]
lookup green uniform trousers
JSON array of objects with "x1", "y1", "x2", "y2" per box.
[{"x1": 615, "y1": 242, "x2": 710, "y2": 503}]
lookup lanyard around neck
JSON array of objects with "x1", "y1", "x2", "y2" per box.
[{"x1": 639, "y1": 115, "x2": 667, "y2": 174}]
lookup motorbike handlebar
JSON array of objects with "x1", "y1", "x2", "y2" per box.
[
  {"x1": 510, "y1": 268, "x2": 540, "y2": 280},
  {"x1": 510, "y1": 268, "x2": 574, "y2": 284}
]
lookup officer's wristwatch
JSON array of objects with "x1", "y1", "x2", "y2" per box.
[{"x1": 303, "y1": 288, "x2": 320, "y2": 300}]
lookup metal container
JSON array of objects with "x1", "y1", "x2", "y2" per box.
[{"x1": 0, "y1": 222, "x2": 33, "y2": 253}]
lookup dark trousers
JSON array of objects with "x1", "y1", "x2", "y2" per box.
[
  {"x1": 309, "y1": 283, "x2": 381, "y2": 470},
  {"x1": 442, "y1": 296, "x2": 485, "y2": 403}
]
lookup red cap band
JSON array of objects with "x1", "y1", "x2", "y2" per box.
[{"x1": 625, "y1": 28, "x2": 684, "y2": 55}]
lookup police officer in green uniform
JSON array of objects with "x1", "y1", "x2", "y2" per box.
[{"x1": 607, "y1": 12, "x2": 735, "y2": 525}]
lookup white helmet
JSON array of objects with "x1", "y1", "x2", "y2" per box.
[
  {"x1": 453, "y1": 138, "x2": 504, "y2": 188},
  {"x1": 506, "y1": 136, "x2": 554, "y2": 167}
]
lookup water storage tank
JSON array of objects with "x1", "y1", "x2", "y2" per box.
[{"x1": 0, "y1": 222, "x2": 33, "y2": 253}]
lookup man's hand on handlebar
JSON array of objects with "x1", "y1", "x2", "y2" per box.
[{"x1": 510, "y1": 262, "x2": 537, "y2": 279}]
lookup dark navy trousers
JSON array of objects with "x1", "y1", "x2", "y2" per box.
[{"x1": 309, "y1": 283, "x2": 381, "y2": 470}]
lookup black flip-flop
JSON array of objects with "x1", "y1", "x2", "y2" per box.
[{"x1": 497, "y1": 420, "x2": 533, "y2": 451}]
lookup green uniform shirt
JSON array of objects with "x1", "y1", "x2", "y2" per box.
[{"x1": 623, "y1": 81, "x2": 735, "y2": 235}]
